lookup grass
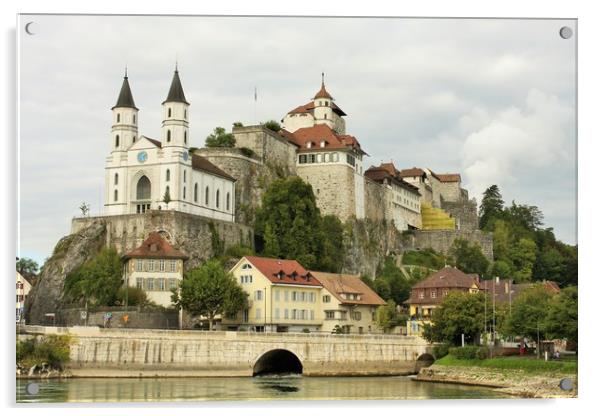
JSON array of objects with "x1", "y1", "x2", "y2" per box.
[{"x1": 435, "y1": 355, "x2": 577, "y2": 375}]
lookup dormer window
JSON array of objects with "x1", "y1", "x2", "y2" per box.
[
  {"x1": 320, "y1": 140, "x2": 326, "y2": 148},
  {"x1": 306, "y1": 142, "x2": 312, "y2": 149},
  {"x1": 419, "y1": 291, "x2": 425, "y2": 299},
  {"x1": 431, "y1": 290, "x2": 436, "y2": 298}
]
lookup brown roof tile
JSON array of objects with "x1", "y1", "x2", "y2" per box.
[
  {"x1": 314, "y1": 82, "x2": 333, "y2": 99},
  {"x1": 436, "y1": 173, "x2": 462, "y2": 183},
  {"x1": 399, "y1": 167, "x2": 426, "y2": 178},
  {"x1": 191, "y1": 154, "x2": 236, "y2": 181},
  {"x1": 412, "y1": 267, "x2": 481, "y2": 290},
  {"x1": 283, "y1": 124, "x2": 365, "y2": 154},
  {"x1": 242, "y1": 256, "x2": 322, "y2": 287},
  {"x1": 311, "y1": 271, "x2": 386, "y2": 306},
  {"x1": 123, "y1": 232, "x2": 188, "y2": 260}
]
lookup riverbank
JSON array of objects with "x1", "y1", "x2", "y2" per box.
[{"x1": 416, "y1": 362, "x2": 577, "y2": 398}]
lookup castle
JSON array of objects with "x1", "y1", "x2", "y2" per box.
[{"x1": 103, "y1": 68, "x2": 477, "y2": 235}]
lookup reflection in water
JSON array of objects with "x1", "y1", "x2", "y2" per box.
[{"x1": 16, "y1": 376, "x2": 509, "y2": 403}]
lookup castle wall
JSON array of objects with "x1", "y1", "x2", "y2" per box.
[
  {"x1": 232, "y1": 125, "x2": 297, "y2": 172},
  {"x1": 441, "y1": 199, "x2": 479, "y2": 231},
  {"x1": 364, "y1": 178, "x2": 387, "y2": 223},
  {"x1": 404, "y1": 229, "x2": 493, "y2": 261},
  {"x1": 71, "y1": 210, "x2": 254, "y2": 269},
  {"x1": 439, "y1": 181, "x2": 462, "y2": 202}
]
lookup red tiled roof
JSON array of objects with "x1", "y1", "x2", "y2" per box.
[
  {"x1": 191, "y1": 154, "x2": 236, "y2": 181},
  {"x1": 399, "y1": 167, "x2": 426, "y2": 178},
  {"x1": 412, "y1": 267, "x2": 480, "y2": 290},
  {"x1": 288, "y1": 100, "x2": 347, "y2": 117},
  {"x1": 364, "y1": 166, "x2": 420, "y2": 193},
  {"x1": 242, "y1": 256, "x2": 322, "y2": 287},
  {"x1": 283, "y1": 124, "x2": 365, "y2": 154},
  {"x1": 437, "y1": 173, "x2": 462, "y2": 183},
  {"x1": 311, "y1": 271, "x2": 386, "y2": 306},
  {"x1": 123, "y1": 232, "x2": 188, "y2": 260},
  {"x1": 314, "y1": 82, "x2": 333, "y2": 99}
]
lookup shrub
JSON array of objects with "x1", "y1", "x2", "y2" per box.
[
  {"x1": 17, "y1": 335, "x2": 72, "y2": 370},
  {"x1": 449, "y1": 346, "x2": 488, "y2": 360},
  {"x1": 225, "y1": 244, "x2": 255, "y2": 258},
  {"x1": 302, "y1": 328, "x2": 310, "y2": 333},
  {"x1": 240, "y1": 147, "x2": 255, "y2": 158},
  {"x1": 116, "y1": 286, "x2": 149, "y2": 307},
  {"x1": 433, "y1": 343, "x2": 450, "y2": 359}
]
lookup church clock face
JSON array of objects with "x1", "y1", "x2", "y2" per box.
[
  {"x1": 137, "y1": 151, "x2": 148, "y2": 163},
  {"x1": 182, "y1": 151, "x2": 189, "y2": 161}
]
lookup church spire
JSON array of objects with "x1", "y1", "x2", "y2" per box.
[
  {"x1": 163, "y1": 66, "x2": 189, "y2": 105},
  {"x1": 112, "y1": 71, "x2": 138, "y2": 110},
  {"x1": 314, "y1": 72, "x2": 333, "y2": 100}
]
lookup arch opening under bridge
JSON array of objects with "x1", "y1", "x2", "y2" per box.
[{"x1": 252, "y1": 349, "x2": 303, "y2": 376}]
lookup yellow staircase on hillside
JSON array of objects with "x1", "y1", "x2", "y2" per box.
[{"x1": 421, "y1": 203, "x2": 456, "y2": 230}]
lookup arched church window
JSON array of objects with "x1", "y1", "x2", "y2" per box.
[
  {"x1": 216, "y1": 189, "x2": 220, "y2": 208},
  {"x1": 183, "y1": 187, "x2": 186, "y2": 199},
  {"x1": 184, "y1": 109, "x2": 187, "y2": 119},
  {"x1": 132, "y1": 136, "x2": 136, "y2": 144},
  {"x1": 167, "y1": 130, "x2": 171, "y2": 142},
  {"x1": 133, "y1": 114, "x2": 136, "y2": 124},
  {"x1": 114, "y1": 173, "x2": 119, "y2": 185},
  {"x1": 205, "y1": 186, "x2": 209, "y2": 205},
  {"x1": 168, "y1": 108, "x2": 172, "y2": 117},
  {"x1": 136, "y1": 175, "x2": 151, "y2": 200},
  {"x1": 165, "y1": 185, "x2": 170, "y2": 200},
  {"x1": 324, "y1": 114, "x2": 327, "y2": 119},
  {"x1": 166, "y1": 169, "x2": 170, "y2": 181},
  {"x1": 194, "y1": 183, "x2": 198, "y2": 202},
  {"x1": 114, "y1": 189, "x2": 118, "y2": 202},
  {"x1": 115, "y1": 135, "x2": 120, "y2": 148},
  {"x1": 226, "y1": 192, "x2": 230, "y2": 211},
  {"x1": 183, "y1": 171, "x2": 186, "y2": 183},
  {"x1": 117, "y1": 113, "x2": 121, "y2": 123},
  {"x1": 184, "y1": 131, "x2": 187, "y2": 144}
]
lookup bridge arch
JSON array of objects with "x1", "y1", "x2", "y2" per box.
[
  {"x1": 415, "y1": 353, "x2": 435, "y2": 372},
  {"x1": 252, "y1": 349, "x2": 303, "y2": 376}
]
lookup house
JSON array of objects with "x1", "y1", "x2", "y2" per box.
[
  {"x1": 225, "y1": 256, "x2": 323, "y2": 332},
  {"x1": 16, "y1": 271, "x2": 33, "y2": 323},
  {"x1": 480, "y1": 278, "x2": 561, "y2": 305},
  {"x1": 405, "y1": 266, "x2": 481, "y2": 336},
  {"x1": 310, "y1": 271, "x2": 386, "y2": 334},
  {"x1": 122, "y1": 232, "x2": 188, "y2": 307}
]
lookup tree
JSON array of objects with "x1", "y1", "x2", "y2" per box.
[
  {"x1": 544, "y1": 286, "x2": 577, "y2": 346},
  {"x1": 232, "y1": 121, "x2": 243, "y2": 128},
  {"x1": 508, "y1": 238, "x2": 537, "y2": 282},
  {"x1": 262, "y1": 120, "x2": 281, "y2": 132},
  {"x1": 479, "y1": 185, "x2": 504, "y2": 230},
  {"x1": 501, "y1": 285, "x2": 553, "y2": 343},
  {"x1": 375, "y1": 300, "x2": 400, "y2": 332},
  {"x1": 162, "y1": 187, "x2": 172, "y2": 208},
  {"x1": 450, "y1": 238, "x2": 490, "y2": 277},
  {"x1": 79, "y1": 202, "x2": 91, "y2": 217},
  {"x1": 63, "y1": 247, "x2": 123, "y2": 307},
  {"x1": 376, "y1": 256, "x2": 412, "y2": 305},
  {"x1": 172, "y1": 259, "x2": 248, "y2": 330},
  {"x1": 205, "y1": 127, "x2": 236, "y2": 148},
  {"x1": 16, "y1": 257, "x2": 39, "y2": 275},
  {"x1": 506, "y1": 201, "x2": 544, "y2": 232},
  {"x1": 316, "y1": 215, "x2": 345, "y2": 273},
  {"x1": 425, "y1": 291, "x2": 486, "y2": 345}
]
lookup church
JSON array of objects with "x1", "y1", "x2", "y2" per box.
[{"x1": 103, "y1": 68, "x2": 236, "y2": 222}]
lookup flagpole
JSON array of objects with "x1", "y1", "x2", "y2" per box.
[{"x1": 254, "y1": 86, "x2": 257, "y2": 124}]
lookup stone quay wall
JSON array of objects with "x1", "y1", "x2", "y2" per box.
[
  {"x1": 58, "y1": 309, "x2": 180, "y2": 330},
  {"x1": 405, "y1": 229, "x2": 494, "y2": 261},
  {"x1": 23, "y1": 326, "x2": 432, "y2": 377}
]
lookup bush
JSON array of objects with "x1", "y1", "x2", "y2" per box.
[
  {"x1": 116, "y1": 286, "x2": 149, "y2": 307},
  {"x1": 17, "y1": 335, "x2": 72, "y2": 369},
  {"x1": 433, "y1": 343, "x2": 450, "y2": 359},
  {"x1": 240, "y1": 147, "x2": 255, "y2": 158},
  {"x1": 225, "y1": 244, "x2": 255, "y2": 258},
  {"x1": 449, "y1": 346, "x2": 488, "y2": 360}
]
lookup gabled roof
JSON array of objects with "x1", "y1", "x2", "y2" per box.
[
  {"x1": 282, "y1": 124, "x2": 365, "y2": 154},
  {"x1": 437, "y1": 173, "x2": 462, "y2": 183},
  {"x1": 146, "y1": 137, "x2": 162, "y2": 148},
  {"x1": 314, "y1": 81, "x2": 333, "y2": 100},
  {"x1": 365, "y1": 164, "x2": 420, "y2": 193},
  {"x1": 287, "y1": 100, "x2": 347, "y2": 117},
  {"x1": 241, "y1": 256, "x2": 322, "y2": 287},
  {"x1": 163, "y1": 69, "x2": 189, "y2": 105},
  {"x1": 310, "y1": 271, "x2": 386, "y2": 306},
  {"x1": 399, "y1": 167, "x2": 427, "y2": 178},
  {"x1": 191, "y1": 154, "x2": 236, "y2": 181},
  {"x1": 123, "y1": 232, "x2": 188, "y2": 260},
  {"x1": 112, "y1": 75, "x2": 138, "y2": 110},
  {"x1": 412, "y1": 266, "x2": 480, "y2": 290}
]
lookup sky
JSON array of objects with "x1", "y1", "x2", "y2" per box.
[{"x1": 18, "y1": 15, "x2": 577, "y2": 265}]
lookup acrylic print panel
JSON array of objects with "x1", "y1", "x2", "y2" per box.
[{"x1": 17, "y1": 15, "x2": 577, "y2": 403}]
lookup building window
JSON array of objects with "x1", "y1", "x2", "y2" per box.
[
  {"x1": 146, "y1": 278, "x2": 154, "y2": 291},
  {"x1": 136, "y1": 278, "x2": 143, "y2": 289},
  {"x1": 205, "y1": 186, "x2": 210, "y2": 205},
  {"x1": 419, "y1": 291, "x2": 425, "y2": 299},
  {"x1": 115, "y1": 135, "x2": 120, "y2": 148},
  {"x1": 255, "y1": 290, "x2": 263, "y2": 301},
  {"x1": 324, "y1": 114, "x2": 327, "y2": 119},
  {"x1": 322, "y1": 295, "x2": 331, "y2": 303},
  {"x1": 168, "y1": 108, "x2": 172, "y2": 117},
  {"x1": 169, "y1": 278, "x2": 177, "y2": 290},
  {"x1": 133, "y1": 114, "x2": 136, "y2": 124},
  {"x1": 243, "y1": 309, "x2": 249, "y2": 323},
  {"x1": 431, "y1": 290, "x2": 436, "y2": 298},
  {"x1": 284, "y1": 291, "x2": 289, "y2": 302},
  {"x1": 299, "y1": 154, "x2": 307, "y2": 164},
  {"x1": 284, "y1": 309, "x2": 289, "y2": 319},
  {"x1": 183, "y1": 187, "x2": 186, "y2": 199},
  {"x1": 306, "y1": 142, "x2": 312, "y2": 149},
  {"x1": 158, "y1": 278, "x2": 165, "y2": 291},
  {"x1": 117, "y1": 113, "x2": 120, "y2": 123},
  {"x1": 275, "y1": 290, "x2": 280, "y2": 302},
  {"x1": 166, "y1": 169, "x2": 170, "y2": 182},
  {"x1": 114, "y1": 189, "x2": 118, "y2": 202},
  {"x1": 346, "y1": 154, "x2": 355, "y2": 166},
  {"x1": 320, "y1": 140, "x2": 326, "y2": 148},
  {"x1": 184, "y1": 131, "x2": 187, "y2": 144},
  {"x1": 184, "y1": 109, "x2": 187, "y2": 119},
  {"x1": 226, "y1": 192, "x2": 230, "y2": 211},
  {"x1": 136, "y1": 175, "x2": 151, "y2": 200},
  {"x1": 275, "y1": 308, "x2": 280, "y2": 319},
  {"x1": 194, "y1": 183, "x2": 198, "y2": 202},
  {"x1": 167, "y1": 129, "x2": 171, "y2": 142},
  {"x1": 292, "y1": 309, "x2": 297, "y2": 320},
  {"x1": 159, "y1": 259, "x2": 165, "y2": 271},
  {"x1": 332, "y1": 153, "x2": 339, "y2": 162},
  {"x1": 316, "y1": 154, "x2": 322, "y2": 163},
  {"x1": 136, "y1": 259, "x2": 143, "y2": 271},
  {"x1": 216, "y1": 190, "x2": 220, "y2": 208},
  {"x1": 165, "y1": 186, "x2": 170, "y2": 202},
  {"x1": 114, "y1": 173, "x2": 119, "y2": 185},
  {"x1": 353, "y1": 312, "x2": 362, "y2": 321},
  {"x1": 183, "y1": 170, "x2": 186, "y2": 183},
  {"x1": 148, "y1": 260, "x2": 155, "y2": 271},
  {"x1": 170, "y1": 260, "x2": 177, "y2": 272},
  {"x1": 324, "y1": 153, "x2": 330, "y2": 162}
]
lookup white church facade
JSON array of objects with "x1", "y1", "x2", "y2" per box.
[{"x1": 103, "y1": 69, "x2": 236, "y2": 222}]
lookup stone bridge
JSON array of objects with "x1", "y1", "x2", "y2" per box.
[{"x1": 22, "y1": 326, "x2": 435, "y2": 377}]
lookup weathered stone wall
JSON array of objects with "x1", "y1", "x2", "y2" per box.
[
  {"x1": 232, "y1": 125, "x2": 297, "y2": 173},
  {"x1": 439, "y1": 182, "x2": 462, "y2": 202},
  {"x1": 24, "y1": 326, "x2": 431, "y2": 377},
  {"x1": 297, "y1": 164, "x2": 356, "y2": 221},
  {"x1": 364, "y1": 178, "x2": 387, "y2": 223},
  {"x1": 441, "y1": 198, "x2": 479, "y2": 231},
  {"x1": 71, "y1": 210, "x2": 253, "y2": 268},
  {"x1": 404, "y1": 229, "x2": 494, "y2": 261},
  {"x1": 58, "y1": 309, "x2": 179, "y2": 330}
]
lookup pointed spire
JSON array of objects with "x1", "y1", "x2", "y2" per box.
[
  {"x1": 314, "y1": 72, "x2": 333, "y2": 100},
  {"x1": 163, "y1": 66, "x2": 189, "y2": 105},
  {"x1": 112, "y1": 70, "x2": 138, "y2": 110}
]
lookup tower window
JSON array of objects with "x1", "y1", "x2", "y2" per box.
[
  {"x1": 114, "y1": 173, "x2": 119, "y2": 185},
  {"x1": 184, "y1": 131, "x2": 187, "y2": 144},
  {"x1": 115, "y1": 135, "x2": 120, "y2": 148},
  {"x1": 194, "y1": 183, "x2": 198, "y2": 202},
  {"x1": 183, "y1": 170, "x2": 186, "y2": 183},
  {"x1": 324, "y1": 114, "x2": 327, "y2": 119},
  {"x1": 183, "y1": 186, "x2": 186, "y2": 199},
  {"x1": 133, "y1": 114, "x2": 136, "y2": 124},
  {"x1": 168, "y1": 108, "x2": 172, "y2": 117},
  {"x1": 166, "y1": 169, "x2": 170, "y2": 182},
  {"x1": 167, "y1": 130, "x2": 171, "y2": 142},
  {"x1": 184, "y1": 109, "x2": 187, "y2": 119},
  {"x1": 226, "y1": 192, "x2": 230, "y2": 211},
  {"x1": 114, "y1": 189, "x2": 118, "y2": 202},
  {"x1": 205, "y1": 186, "x2": 209, "y2": 205},
  {"x1": 216, "y1": 189, "x2": 220, "y2": 208},
  {"x1": 132, "y1": 136, "x2": 136, "y2": 143},
  {"x1": 116, "y1": 113, "x2": 120, "y2": 123}
]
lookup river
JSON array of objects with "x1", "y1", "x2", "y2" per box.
[{"x1": 16, "y1": 376, "x2": 509, "y2": 403}]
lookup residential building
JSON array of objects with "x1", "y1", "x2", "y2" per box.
[
  {"x1": 122, "y1": 232, "x2": 188, "y2": 307},
  {"x1": 405, "y1": 266, "x2": 481, "y2": 336},
  {"x1": 310, "y1": 271, "x2": 386, "y2": 334},
  {"x1": 225, "y1": 256, "x2": 323, "y2": 332},
  {"x1": 16, "y1": 271, "x2": 32, "y2": 323}
]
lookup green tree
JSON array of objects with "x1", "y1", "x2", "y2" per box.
[
  {"x1": 205, "y1": 126, "x2": 236, "y2": 148},
  {"x1": 172, "y1": 259, "x2": 248, "y2": 330},
  {"x1": 509, "y1": 238, "x2": 537, "y2": 282},
  {"x1": 262, "y1": 120, "x2": 281, "y2": 132},
  {"x1": 375, "y1": 300, "x2": 398, "y2": 332},
  {"x1": 425, "y1": 291, "x2": 486, "y2": 345},
  {"x1": 450, "y1": 238, "x2": 490, "y2": 277},
  {"x1": 162, "y1": 186, "x2": 172, "y2": 208},
  {"x1": 63, "y1": 247, "x2": 123, "y2": 307},
  {"x1": 544, "y1": 286, "x2": 577, "y2": 346},
  {"x1": 507, "y1": 201, "x2": 544, "y2": 232},
  {"x1": 491, "y1": 260, "x2": 512, "y2": 279},
  {"x1": 316, "y1": 215, "x2": 345, "y2": 272},
  {"x1": 232, "y1": 121, "x2": 243, "y2": 128},
  {"x1": 377, "y1": 256, "x2": 412, "y2": 305},
  {"x1": 501, "y1": 285, "x2": 553, "y2": 343},
  {"x1": 479, "y1": 185, "x2": 505, "y2": 230},
  {"x1": 16, "y1": 257, "x2": 39, "y2": 275}
]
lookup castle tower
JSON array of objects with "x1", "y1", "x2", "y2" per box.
[
  {"x1": 111, "y1": 69, "x2": 139, "y2": 152},
  {"x1": 311, "y1": 74, "x2": 346, "y2": 134},
  {"x1": 161, "y1": 67, "x2": 190, "y2": 149}
]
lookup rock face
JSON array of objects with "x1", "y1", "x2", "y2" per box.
[{"x1": 25, "y1": 220, "x2": 107, "y2": 325}]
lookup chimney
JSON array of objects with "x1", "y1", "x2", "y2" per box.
[
  {"x1": 495, "y1": 276, "x2": 500, "y2": 284},
  {"x1": 505, "y1": 282, "x2": 509, "y2": 294}
]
